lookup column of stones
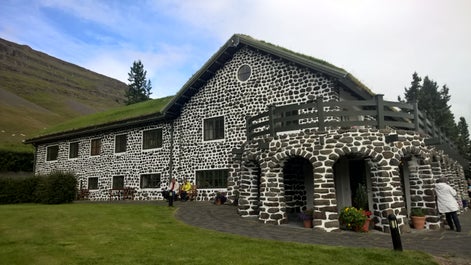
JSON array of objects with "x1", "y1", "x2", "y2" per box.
[{"x1": 259, "y1": 158, "x2": 286, "y2": 225}]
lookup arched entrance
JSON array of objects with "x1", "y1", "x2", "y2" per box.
[
  {"x1": 334, "y1": 155, "x2": 373, "y2": 211},
  {"x1": 283, "y1": 156, "x2": 314, "y2": 222}
]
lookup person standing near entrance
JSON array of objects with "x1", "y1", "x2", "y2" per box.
[
  {"x1": 168, "y1": 177, "x2": 180, "y2": 207},
  {"x1": 435, "y1": 177, "x2": 461, "y2": 232}
]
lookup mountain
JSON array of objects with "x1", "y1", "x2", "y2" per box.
[{"x1": 0, "y1": 38, "x2": 128, "y2": 152}]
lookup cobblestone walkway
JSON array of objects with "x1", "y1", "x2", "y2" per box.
[{"x1": 175, "y1": 201, "x2": 471, "y2": 264}]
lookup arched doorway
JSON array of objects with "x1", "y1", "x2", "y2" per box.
[
  {"x1": 283, "y1": 156, "x2": 314, "y2": 222},
  {"x1": 334, "y1": 155, "x2": 373, "y2": 211}
]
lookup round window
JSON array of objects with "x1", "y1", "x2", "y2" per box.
[{"x1": 237, "y1": 64, "x2": 251, "y2": 82}]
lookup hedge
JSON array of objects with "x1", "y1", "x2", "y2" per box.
[
  {"x1": 0, "y1": 172, "x2": 77, "y2": 204},
  {"x1": 0, "y1": 150, "x2": 34, "y2": 172}
]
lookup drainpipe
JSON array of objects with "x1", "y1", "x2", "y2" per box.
[{"x1": 169, "y1": 122, "x2": 175, "y2": 180}]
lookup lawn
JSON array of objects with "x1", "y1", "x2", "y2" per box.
[{"x1": 0, "y1": 203, "x2": 438, "y2": 265}]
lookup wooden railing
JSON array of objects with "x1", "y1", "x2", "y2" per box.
[{"x1": 246, "y1": 95, "x2": 456, "y2": 149}]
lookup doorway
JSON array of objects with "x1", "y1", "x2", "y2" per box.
[{"x1": 283, "y1": 157, "x2": 313, "y2": 222}]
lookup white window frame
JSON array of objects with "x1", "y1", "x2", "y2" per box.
[
  {"x1": 68, "y1": 141, "x2": 79, "y2": 159},
  {"x1": 46, "y1": 145, "x2": 59, "y2": 162},
  {"x1": 142, "y1": 128, "x2": 163, "y2": 151},
  {"x1": 114, "y1": 134, "x2": 127, "y2": 154},
  {"x1": 203, "y1": 116, "x2": 225, "y2": 142}
]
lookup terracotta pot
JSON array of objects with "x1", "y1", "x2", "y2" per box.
[
  {"x1": 411, "y1": 216, "x2": 426, "y2": 230},
  {"x1": 361, "y1": 218, "x2": 371, "y2": 232},
  {"x1": 215, "y1": 198, "x2": 221, "y2": 205},
  {"x1": 303, "y1": 219, "x2": 313, "y2": 228}
]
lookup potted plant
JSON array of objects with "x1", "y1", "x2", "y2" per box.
[
  {"x1": 298, "y1": 208, "x2": 314, "y2": 228},
  {"x1": 410, "y1": 208, "x2": 426, "y2": 230},
  {"x1": 360, "y1": 209, "x2": 372, "y2": 232},
  {"x1": 214, "y1": 191, "x2": 227, "y2": 205},
  {"x1": 339, "y1": 206, "x2": 367, "y2": 232}
]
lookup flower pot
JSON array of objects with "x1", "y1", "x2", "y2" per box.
[
  {"x1": 411, "y1": 216, "x2": 426, "y2": 230},
  {"x1": 303, "y1": 219, "x2": 313, "y2": 228},
  {"x1": 215, "y1": 198, "x2": 222, "y2": 205},
  {"x1": 361, "y1": 218, "x2": 371, "y2": 232}
]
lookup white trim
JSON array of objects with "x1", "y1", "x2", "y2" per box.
[
  {"x1": 89, "y1": 138, "x2": 102, "y2": 157},
  {"x1": 202, "y1": 115, "x2": 225, "y2": 142},
  {"x1": 114, "y1": 133, "x2": 127, "y2": 155},
  {"x1": 68, "y1": 141, "x2": 79, "y2": 160},
  {"x1": 141, "y1": 128, "x2": 163, "y2": 151},
  {"x1": 87, "y1": 176, "x2": 99, "y2": 190},
  {"x1": 45, "y1": 144, "x2": 59, "y2": 162}
]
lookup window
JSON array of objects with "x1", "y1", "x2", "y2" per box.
[
  {"x1": 196, "y1": 169, "x2": 228, "y2": 189},
  {"x1": 203, "y1": 116, "x2": 224, "y2": 141},
  {"x1": 112, "y1": 176, "x2": 124, "y2": 189},
  {"x1": 115, "y1": 134, "x2": 127, "y2": 153},
  {"x1": 237, "y1": 64, "x2": 251, "y2": 82},
  {"x1": 90, "y1": 138, "x2": 101, "y2": 156},
  {"x1": 283, "y1": 109, "x2": 299, "y2": 127},
  {"x1": 88, "y1": 177, "x2": 98, "y2": 190},
  {"x1": 140, "y1": 173, "x2": 161, "y2": 189},
  {"x1": 46, "y1": 145, "x2": 59, "y2": 161},
  {"x1": 142, "y1": 129, "x2": 162, "y2": 150},
  {"x1": 69, "y1": 142, "x2": 79, "y2": 159}
]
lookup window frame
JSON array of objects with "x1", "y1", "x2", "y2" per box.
[
  {"x1": 140, "y1": 173, "x2": 161, "y2": 189},
  {"x1": 142, "y1": 128, "x2": 163, "y2": 150},
  {"x1": 88, "y1": 177, "x2": 99, "y2": 190},
  {"x1": 90, "y1": 138, "x2": 102, "y2": 156},
  {"x1": 196, "y1": 169, "x2": 228, "y2": 189},
  {"x1": 203, "y1": 116, "x2": 225, "y2": 142},
  {"x1": 114, "y1": 134, "x2": 127, "y2": 154},
  {"x1": 112, "y1": 175, "x2": 125, "y2": 190},
  {"x1": 46, "y1": 145, "x2": 59, "y2": 161},
  {"x1": 69, "y1": 141, "x2": 79, "y2": 159},
  {"x1": 237, "y1": 64, "x2": 252, "y2": 82}
]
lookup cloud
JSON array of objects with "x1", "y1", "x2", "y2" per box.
[{"x1": 1, "y1": 0, "x2": 470, "y2": 123}]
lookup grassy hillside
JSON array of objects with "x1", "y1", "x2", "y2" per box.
[{"x1": 0, "y1": 38, "x2": 128, "y2": 152}]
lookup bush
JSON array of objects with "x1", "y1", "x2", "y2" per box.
[
  {"x1": 0, "y1": 176, "x2": 41, "y2": 204},
  {"x1": 35, "y1": 172, "x2": 77, "y2": 204},
  {"x1": 0, "y1": 150, "x2": 34, "y2": 172}
]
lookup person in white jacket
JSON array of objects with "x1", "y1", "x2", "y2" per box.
[{"x1": 435, "y1": 177, "x2": 461, "y2": 232}]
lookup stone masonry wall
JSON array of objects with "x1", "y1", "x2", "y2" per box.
[{"x1": 237, "y1": 127, "x2": 461, "y2": 232}]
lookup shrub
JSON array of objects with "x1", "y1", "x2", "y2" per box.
[
  {"x1": 0, "y1": 150, "x2": 34, "y2": 172},
  {"x1": 34, "y1": 171, "x2": 77, "y2": 204},
  {"x1": 0, "y1": 176, "x2": 41, "y2": 204}
]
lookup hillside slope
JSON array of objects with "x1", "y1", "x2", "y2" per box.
[{"x1": 0, "y1": 38, "x2": 128, "y2": 152}]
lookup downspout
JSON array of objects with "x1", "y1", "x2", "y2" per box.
[{"x1": 168, "y1": 121, "x2": 174, "y2": 180}]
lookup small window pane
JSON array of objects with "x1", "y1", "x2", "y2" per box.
[
  {"x1": 143, "y1": 129, "x2": 162, "y2": 150},
  {"x1": 196, "y1": 169, "x2": 228, "y2": 189},
  {"x1": 140, "y1": 174, "x2": 161, "y2": 188},
  {"x1": 112, "y1": 176, "x2": 124, "y2": 189},
  {"x1": 46, "y1": 145, "x2": 59, "y2": 161},
  {"x1": 69, "y1": 142, "x2": 79, "y2": 159},
  {"x1": 237, "y1": 65, "x2": 251, "y2": 81},
  {"x1": 115, "y1": 134, "x2": 127, "y2": 153},
  {"x1": 203, "y1": 116, "x2": 224, "y2": 141},
  {"x1": 90, "y1": 139, "x2": 101, "y2": 156},
  {"x1": 88, "y1": 177, "x2": 98, "y2": 190}
]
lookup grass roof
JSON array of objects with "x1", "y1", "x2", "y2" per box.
[{"x1": 33, "y1": 96, "x2": 173, "y2": 138}]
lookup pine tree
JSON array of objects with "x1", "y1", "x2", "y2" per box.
[
  {"x1": 400, "y1": 72, "x2": 421, "y2": 103},
  {"x1": 457, "y1": 117, "x2": 471, "y2": 159},
  {"x1": 126, "y1": 60, "x2": 152, "y2": 105}
]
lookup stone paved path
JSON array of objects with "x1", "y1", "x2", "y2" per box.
[{"x1": 174, "y1": 201, "x2": 471, "y2": 264}]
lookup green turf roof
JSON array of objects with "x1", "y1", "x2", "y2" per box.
[{"x1": 31, "y1": 96, "x2": 173, "y2": 139}]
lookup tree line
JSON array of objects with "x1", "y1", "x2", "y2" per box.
[{"x1": 399, "y1": 72, "x2": 470, "y2": 166}]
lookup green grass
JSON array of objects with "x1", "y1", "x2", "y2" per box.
[
  {"x1": 33, "y1": 96, "x2": 174, "y2": 138},
  {"x1": 0, "y1": 203, "x2": 438, "y2": 265}
]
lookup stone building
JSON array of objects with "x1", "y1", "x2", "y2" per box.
[{"x1": 25, "y1": 34, "x2": 468, "y2": 233}]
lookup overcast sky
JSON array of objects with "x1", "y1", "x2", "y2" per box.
[{"x1": 1, "y1": 0, "x2": 470, "y2": 124}]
